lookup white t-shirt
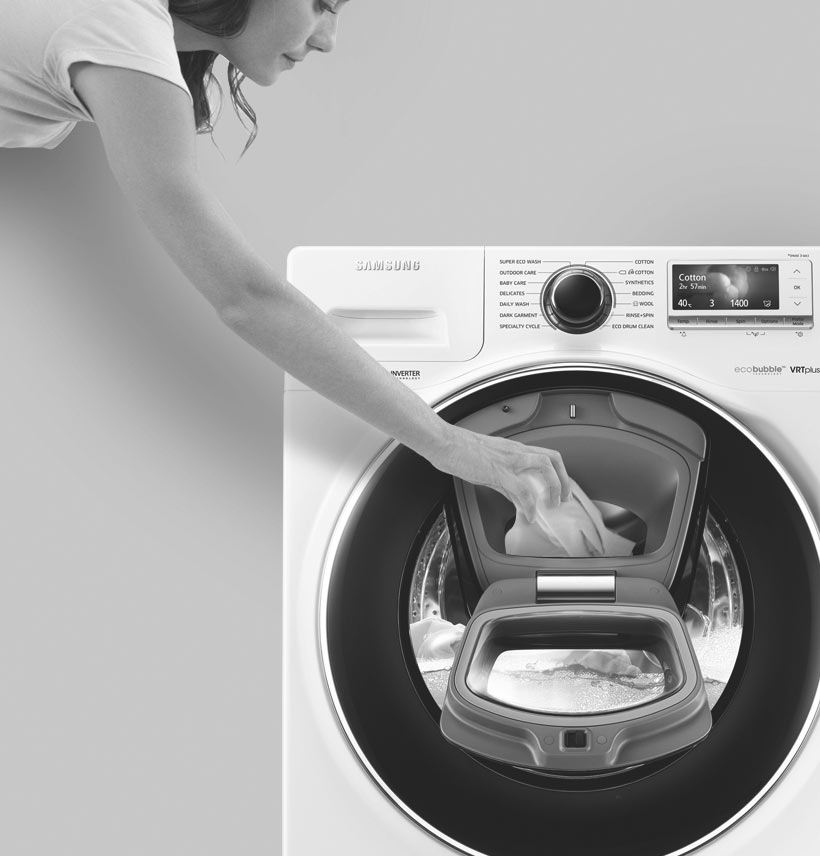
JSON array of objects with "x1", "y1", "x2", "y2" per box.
[{"x1": 0, "y1": 0, "x2": 192, "y2": 149}]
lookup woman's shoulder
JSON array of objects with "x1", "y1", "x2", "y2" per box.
[
  {"x1": 0, "y1": 0, "x2": 186, "y2": 150},
  {"x1": 44, "y1": 0, "x2": 189, "y2": 112},
  {"x1": 1, "y1": 0, "x2": 176, "y2": 66}
]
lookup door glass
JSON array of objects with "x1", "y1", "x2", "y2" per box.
[
  {"x1": 477, "y1": 647, "x2": 670, "y2": 715},
  {"x1": 408, "y1": 507, "x2": 744, "y2": 713}
]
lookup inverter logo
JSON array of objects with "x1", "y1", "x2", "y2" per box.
[{"x1": 356, "y1": 259, "x2": 421, "y2": 271}]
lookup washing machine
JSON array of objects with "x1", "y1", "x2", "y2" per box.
[{"x1": 282, "y1": 247, "x2": 820, "y2": 856}]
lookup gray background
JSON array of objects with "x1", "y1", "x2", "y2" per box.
[{"x1": 1, "y1": 1, "x2": 819, "y2": 853}]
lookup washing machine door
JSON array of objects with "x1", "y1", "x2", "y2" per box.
[
  {"x1": 439, "y1": 387, "x2": 714, "y2": 772},
  {"x1": 322, "y1": 368, "x2": 820, "y2": 856}
]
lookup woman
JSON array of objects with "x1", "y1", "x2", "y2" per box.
[{"x1": 0, "y1": 0, "x2": 572, "y2": 521}]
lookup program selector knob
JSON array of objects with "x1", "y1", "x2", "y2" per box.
[{"x1": 541, "y1": 266, "x2": 614, "y2": 334}]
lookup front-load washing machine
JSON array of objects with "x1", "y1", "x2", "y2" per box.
[{"x1": 282, "y1": 247, "x2": 820, "y2": 856}]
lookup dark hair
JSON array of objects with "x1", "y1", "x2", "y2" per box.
[{"x1": 169, "y1": 0, "x2": 258, "y2": 154}]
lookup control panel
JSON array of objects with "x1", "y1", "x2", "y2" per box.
[
  {"x1": 288, "y1": 247, "x2": 820, "y2": 393},
  {"x1": 484, "y1": 250, "x2": 814, "y2": 333},
  {"x1": 667, "y1": 259, "x2": 813, "y2": 329}
]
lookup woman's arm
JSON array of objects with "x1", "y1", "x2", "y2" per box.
[{"x1": 70, "y1": 65, "x2": 571, "y2": 519}]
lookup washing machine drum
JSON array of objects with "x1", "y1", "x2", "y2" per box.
[{"x1": 324, "y1": 369, "x2": 820, "y2": 856}]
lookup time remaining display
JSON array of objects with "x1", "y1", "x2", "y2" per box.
[{"x1": 672, "y1": 264, "x2": 780, "y2": 311}]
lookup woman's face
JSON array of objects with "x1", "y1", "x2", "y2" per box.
[{"x1": 224, "y1": 0, "x2": 347, "y2": 86}]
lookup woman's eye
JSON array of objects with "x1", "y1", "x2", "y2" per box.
[{"x1": 318, "y1": 1, "x2": 338, "y2": 13}]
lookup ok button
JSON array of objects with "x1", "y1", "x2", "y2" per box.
[{"x1": 790, "y1": 278, "x2": 810, "y2": 298}]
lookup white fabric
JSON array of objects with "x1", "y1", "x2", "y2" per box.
[
  {"x1": 505, "y1": 478, "x2": 635, "y2": 558},
  {"x1": 0, "y1": 0, "x2": 191, "y2": 149},
  {"x1": 409, "y1": 617, "x2": 465, "y2": 661}
]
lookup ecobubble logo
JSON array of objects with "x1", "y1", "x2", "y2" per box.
[{"x1": 734, "y1": 365, "x2": 784, "y2": 374}]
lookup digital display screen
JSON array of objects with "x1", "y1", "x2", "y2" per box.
[{"x1": 672, "y1": 264, "x2": 780, "y2": 311}]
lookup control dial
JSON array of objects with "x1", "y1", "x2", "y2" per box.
[{"x1": 541, "y1": 265, "x2": 614, "y2": 334}]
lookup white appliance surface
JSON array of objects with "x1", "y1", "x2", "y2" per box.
[{"x1": 283, "y1": 247, "x2": 820, "y2": 856}]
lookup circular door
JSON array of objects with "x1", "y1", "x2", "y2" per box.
[{"x1": 322, "y1": 367, "x2": 820, "y2": 856}]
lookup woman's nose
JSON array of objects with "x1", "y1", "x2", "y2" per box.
[{"x1": 308, "y1": 15, "x2": 338, "y2": 53}]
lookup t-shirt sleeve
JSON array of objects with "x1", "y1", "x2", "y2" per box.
[{"x1": 43, "y1": 0, "x2": 192, "y2": 115}]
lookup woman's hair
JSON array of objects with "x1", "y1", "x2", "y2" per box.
[{"x1": 169, "y1": 0, "x2": 258, "y2": 153}]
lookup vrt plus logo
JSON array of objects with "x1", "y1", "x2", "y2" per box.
[{"x1": 790, "y1": 365, "x2": 820, "y2": 374}]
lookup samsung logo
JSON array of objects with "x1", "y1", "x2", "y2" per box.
[{"x1": 356, "y1": 260, "x2": 421, "y2": 271}]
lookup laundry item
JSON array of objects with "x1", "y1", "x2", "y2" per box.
[
  {"x1": 409, "y1": 617, "x2": 465, "y2": 661},
  {"x1": 505, "y1": 478, "x2": 636, "y2": 557}
]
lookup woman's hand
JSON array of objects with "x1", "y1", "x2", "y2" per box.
[{"x1": 430, "y1": 426, "x2": 572, "y2": 523}]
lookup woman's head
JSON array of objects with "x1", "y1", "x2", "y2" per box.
[
  {"x1": 170, "y1": 0, "x2": 345, "y2": 151},
  {"x1": 226, "y1": 0, "x2": 342, "y2": 86}
]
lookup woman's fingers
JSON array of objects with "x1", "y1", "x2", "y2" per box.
[
  {"x1": 520, "y1": 452, "x2": 564, "y2": 511},
  {"x1": 546, "y1": 449, "x2": 573, "y2": 502},
  {"x1": 538, "y1": 453, "x2": 565, "y2": 509},
  {"x1": 513, "y1": 477, "x2": 540, "y2": 524},
  {"x1": 434, "y1": 428, "x2": 573, "y2": 523},
  {"x1": 509, "y1": 464, "x2": 562, "y2": 523},
  {"x1": 532, "y1": 455, "x2": 562, "y2": 508},
  {"x1": 490, "y1": 445, "x2": 570, "y2": 521}
]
